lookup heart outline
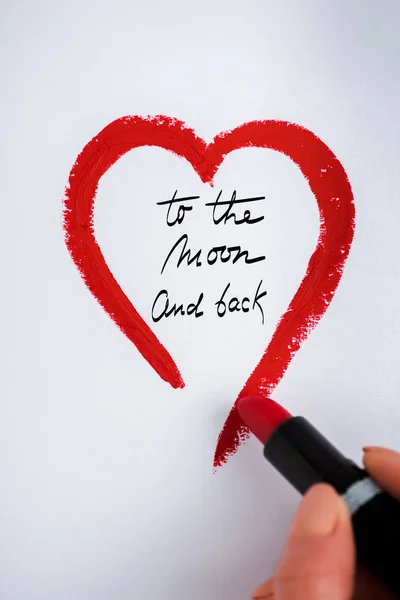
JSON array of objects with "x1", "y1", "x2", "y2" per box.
[{"x1": 63, "y1": 115, "x2": 355, "y2": 469}]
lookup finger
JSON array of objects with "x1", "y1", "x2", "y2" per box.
[
  {"x1": 275, "y1": 484, "x2": 355, "y2": 600},
  {"x1": 251, "y1": 576, "x2": 275, "y2": 599},
  {"x1": 363, "y1": 447, "x2": 400, "y2": 500}
]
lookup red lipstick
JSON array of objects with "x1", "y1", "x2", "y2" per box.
[
  {"x1": 237, "y1": 396, "x2": 291, "y2": 444},
  {"x1": 238, "y1": 396, "x2": 400, "y2": 598}
]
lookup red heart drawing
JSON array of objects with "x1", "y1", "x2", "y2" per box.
[{"x1": 63, "y1": 115, "x2": 355, "y2": 469}]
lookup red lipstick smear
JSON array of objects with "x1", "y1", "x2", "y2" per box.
[{"x1": 63, "y1": 115, "x2": 355, "y2": 469}]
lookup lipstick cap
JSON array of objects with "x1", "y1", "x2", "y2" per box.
[{"x1": 264, "y1": 416, "x2": 366, "y2": 494}]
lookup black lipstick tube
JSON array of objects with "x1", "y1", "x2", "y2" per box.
[{"x1": 264, "y1": 416, "x2": 400, "y2": 597}]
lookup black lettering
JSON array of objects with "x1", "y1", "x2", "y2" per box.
[
  {"x1": 206, "y1": 244, "x2": 264, "y2": 266},
  {"x1": 187, "y1": 293, "x2": 204, "y2": 318},
  {"x1": 207, "y1": 247, "x2": 219, "y2": 265},
  {"x1": 209, "y1": 190, "x2": 231, "y2": 225},
  {"x1": 161, "y1": 234, "x2": 202, "y2": 274},
  {"x1": 242, "y1": 297, "x2": 250, "y2": 312},
  {"x1": 206, "y1": 245, "x2": 232, "y2": 265},
  {"x1": 165, "y1": 303, "x2": 185, "y2": 318},
  {"x1": 151, "y1": 289, "x2": 204, "y2": 321},
  {"x1": 205, "y1": 190, "x2": 265, "y2": 225},
  {"x1": 157, "y1": 190, "x2": 199, "y2": 226},
  {"x1": 215, "y1": 283, "x2": 230, "y2": 317},
  {"x1": 213, "y1": 282, "x2": 267, "y2": 322},
  {"x1": 242, "y1": 209, "x2": 253, "y2": 224},
  {"x1": 228, "y1": 297, "x2": 241, "y2": 312},
  {"x1": 252, "y1": 280, "x2": 267, "y2": 324},
  {"x1": 220, "y1": 246, "x2": 232, "y2": 263},
  {"x1": 151, "y1": 289, "x2": 169, "y2": 323},
  {"x1": 230, "y1": 245, "x2": 265, "y2": 265}
]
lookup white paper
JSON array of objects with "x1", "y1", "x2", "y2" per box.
[{"x1": 2, "y1": 1, "x2": 400, "y2": 599}]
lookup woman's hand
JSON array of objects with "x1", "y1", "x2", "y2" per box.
[{"x1": 251, "y1": 447, "x2": 400, "y2": 600}]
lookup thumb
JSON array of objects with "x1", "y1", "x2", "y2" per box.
[{"x1": 275, "y1": 484, "x2": 355, "y2": 600}]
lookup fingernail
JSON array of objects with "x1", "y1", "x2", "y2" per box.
[
  {"x1": 363, "y1": 446, "x2": 389, "y2": 454},
  {"x1": 363, "y1": 446, "x2": 400, "y2": 456},
  {"x1": 291, "y1": 484, "x2": 340, "y2": 538}
]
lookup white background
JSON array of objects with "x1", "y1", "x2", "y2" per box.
[{"x1": 2, "y1": 1, "x2": 400, "y2": 599}]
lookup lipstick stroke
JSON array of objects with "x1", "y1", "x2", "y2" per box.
[{"x1": 63, "y1": 115, "x2": 355, "y2": 469}]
